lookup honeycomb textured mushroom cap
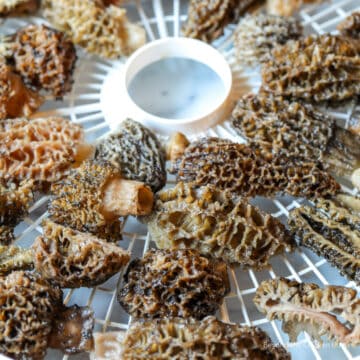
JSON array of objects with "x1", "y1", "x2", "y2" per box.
[
  {"x1": 261, "y1": 34, "x2": 360, "y2": 103},
  {"x1": 95, "y1": 119, "x2": 166, "y2": 192},
  {"x1": 0, "y1": 271, "x2": 62, "y2": 360},
  {"x1": 0, "y1": 117, "x2": 88, "y2": 185},
  {"x1": 120, "y1": 316, "x2": 291, "y2": 359},
  {"x1": 288, "y1": 195, "x2": 360, "y2": 284},
  {"x1": 42, "y1": 0, "x2": 146, "y2": 59},
  {"x1": 49, "y1": 160, "x2": 123, "y2": 241},
  {"x1": 118, "y1": 248, "x2": 230, "y2": 319},
  {"x1": 183, "y1": 0, "x2": 260, "y2": 42},
  {"x1": 234, "y1": 13, "x2": 302, "y2": 66},
  {"x1": 172, "y1": 137, "x2": 340, "y2": 198},
  {"x1": 8, "y1": 24, "x2": 77, "y2": 98},
  {"x1": 231, "y1": 93, "x2": 360, "y2": 178},
  {"x1": 146, "y1": 182, "x2": 294, "y2": 269},
  {"x1": 33, "y1": 219, "x2": 130, "y2": 288}
]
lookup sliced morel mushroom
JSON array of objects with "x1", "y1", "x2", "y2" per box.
[
  {"x1": 232, "y1": 93, "x2": 360, "y2": 178},
  {"x1": 183, "y1": 0, "x2": 260, "y2": 42},
  {"x1": 42, "y1": 0, "x2": 146, "y2": 59},
  {"x1": 118, "y1": 249, "x2": 230, "y2": 319},
  {"x1": 266, "y1": 0, "x2": 323, "y2": 17},
  {"x1": 0, "y1": 0, "x2": 39, "y2": 16},
  {"x1": 261, "y1": 34, "x2": 360, "y2": 103},
  {"x1": 95, "y1": 119, "x2": 166, "y2": 192},
  {"x1": 234, "y1": 13, "x2": 302, "y2": 66},
  {"x1": 288, "y1": 195, "x2": 360, "y2": 284},
  {"x1": 1, "y1": 24, "x2": 77, "y2": 98},
  {"x1": 0, "y1": 271, "x2": 94, "y2": 359},
  {"x1": 146, "y1": 182, "x2": 294, "y2": 269},
  {"x1": 172, "y1": 137, "x2": 340, "y2": 199},
  {"x1": 0, "y1": 63, "x2": 43, "y2": 120},
  {"x1": 49, "y1": 160, "x2": 153, "y2": 241},
  {"x1": 0, "y1": 180, "x2": 33, "y2": 245},
  {"x1": 95, "y1": 316, "x2": 290, "y2": 359},
  {"x1": 32, "y1": 219, "x2": 130, "y2": 288},
  {"x1": 0, "y1": 117, "x2": 93, "y2": 185},
  {"x1": 254, "y1": 277, "x2": 360, "y2": 345},
  {"x1": 338, "y1": 11, "x2": 360, "y2": 39},
  {"x1": 0, "y1": 245, "x2": 33, "y2": 275}
]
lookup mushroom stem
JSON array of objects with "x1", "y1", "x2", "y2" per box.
[
  {"x1": 101, "y1": 177, "x2": 154, "y2": 218},
  {"x1": 166, "y1": 132, "x2": 190, "y2": 162}
]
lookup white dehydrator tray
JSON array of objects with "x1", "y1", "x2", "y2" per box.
[{"x1": 1, "y1": 0, "x2": 360, "y2": 359}]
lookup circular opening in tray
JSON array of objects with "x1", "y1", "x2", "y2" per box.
[{"x1": 101, "y1": 37, "x2": 233, "y2": 135}]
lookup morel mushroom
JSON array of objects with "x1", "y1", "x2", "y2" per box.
[
  {"x1": 338, "y1": 11, "x2": 360, "y2": 39},
  {"x1": 171, "y1": 137, "x2": 340, "y2": 199},
  {"x1": 94, "y1": 316, "x2": 290, "y2": 359},
  {"x1": 32, "y1": 220, "x2": 130, "y2": 288},
  {"x1": 288, "y1": 195, "x2": 360, "y2": 284},
  {"x1": 232, "y1": 93, "x2": 360, "y2": 178},
  {"x1": 95, "y1": 119, "x2": 166, "y2": 192},
  {"x1": 0, "y1": 117, "x2": 93, "y2": 185},
  {"x1": 146, "y1": 182, "x2": 294, "y2": 269},
  {"x1": 0, "y1": 179, "x2": 33, "y2": 245},
  {"x1": 42, "y1": 0, "x2": 146, "y2": 59},
  {"x1": 0, "y1": 63, "x2": 43, "y2": 120},
  {"x1": 1, "y1": 24, "x2": 77, "y2": 98},
  {"x1": 183, "y1": 0, "x2": 261, "y2": 42},
  {"x1": 49, "y1": 160, "x2": 153, "y2": 241},
  {"x1": 0, "y1": 245, "x2": 33, "y2": 275},
  {"x1": 118, "y1": 249, "x2": 230, "y2": 319},
  {"x1": 0, "y1": 271, "x2": 94, "y2": 359},
  {"x1": 234, "y1": 13, "x2": 302, "y2": 66},
  {"x1": 261, "y1": 34, "x2": 360, "y2": 103},
  {"x1": 166, "y1": 132, "x2": 190, "y2": 162},
  {"x1": 254, "y1": 277, "x2": 360, "y2": 345},
  {"x1": 0, "y1": 0, "x2": 39, "y2": 16}
]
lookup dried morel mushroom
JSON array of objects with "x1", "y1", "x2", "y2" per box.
[
  {"x1": 166, "y1": 132, "x2": 190, "y2": 162},
  {"x1": 0, "y1": 271, "x2": 62, "y2": 359},
  {"x1": 232, "y1": 93, "x2": 360, "y2": 178},
  {"x1": 338, "y1": 11, "x2": 360, "y2": 39},
  {"x1": 288, "y1": 195, "x2": 360, "y2": 284},
  {"x1": 234, "y1": 14, "x2": 302, "y2": 66},
  {"x1": 147, "y1": 182, "x2": 294, "y2": 269},
  {"x1": 254, "y1": 277, "x2": 360, "y2": 345},
  {"x1": 2, "y1": 24, "x2": 77, "y2": 98},
  {"x1": 32, "y1": 219, "x2": 130, "y2": 288},
  {"x1": 0, "y1": 117, "x2": 92, "y2": 185},
  {"x1": 0, "y1": 0, "x2": 39, "y2": 16},
  {"x1": 0, "y1": 245, "x2": 33, "y2": 275},
  {"x1": 183, "y1": 0, "x2": 261, "y2": 42},
  {"x1": 49, "y1": 160, "x2": 153, "y2": 241},
  {"x1": 118, "y1": 249, "x2": 230, "y2": 319},
  {"x1": 172, "y1": 137, "x2": 340, "y2": 199},
  {"x1": 102, "y1": 316, "x2": 290, "y2": 359},
  {"x1": 42, "y1": 0, "x2": 146, "y2": 59},
  {"x1": 0, "y1": 180, "x2": 33, "y2": 245},
  {"x1": 266, "y1": 0, "x2": 323, "y2": 17},
  {"x1": 261, "y1": 34, "x2": 360, "y2": 103},
  {"x1": 0, "y1": 271, "x2": 94, "y2": 359},
  {"x1": 0, "y1": 63, "x2": 43, "y2": 120},
  {"x1": 95, "y1": 119, "x2": 166, "y2": 192}
]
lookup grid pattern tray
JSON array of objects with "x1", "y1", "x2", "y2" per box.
[{"x1": 1, "y1": 0, "x2": 360, "y2": 359}]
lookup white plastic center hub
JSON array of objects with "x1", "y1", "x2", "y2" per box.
[{"x1": 101, "y1": 37, "x2": 233, "y2": 135}]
